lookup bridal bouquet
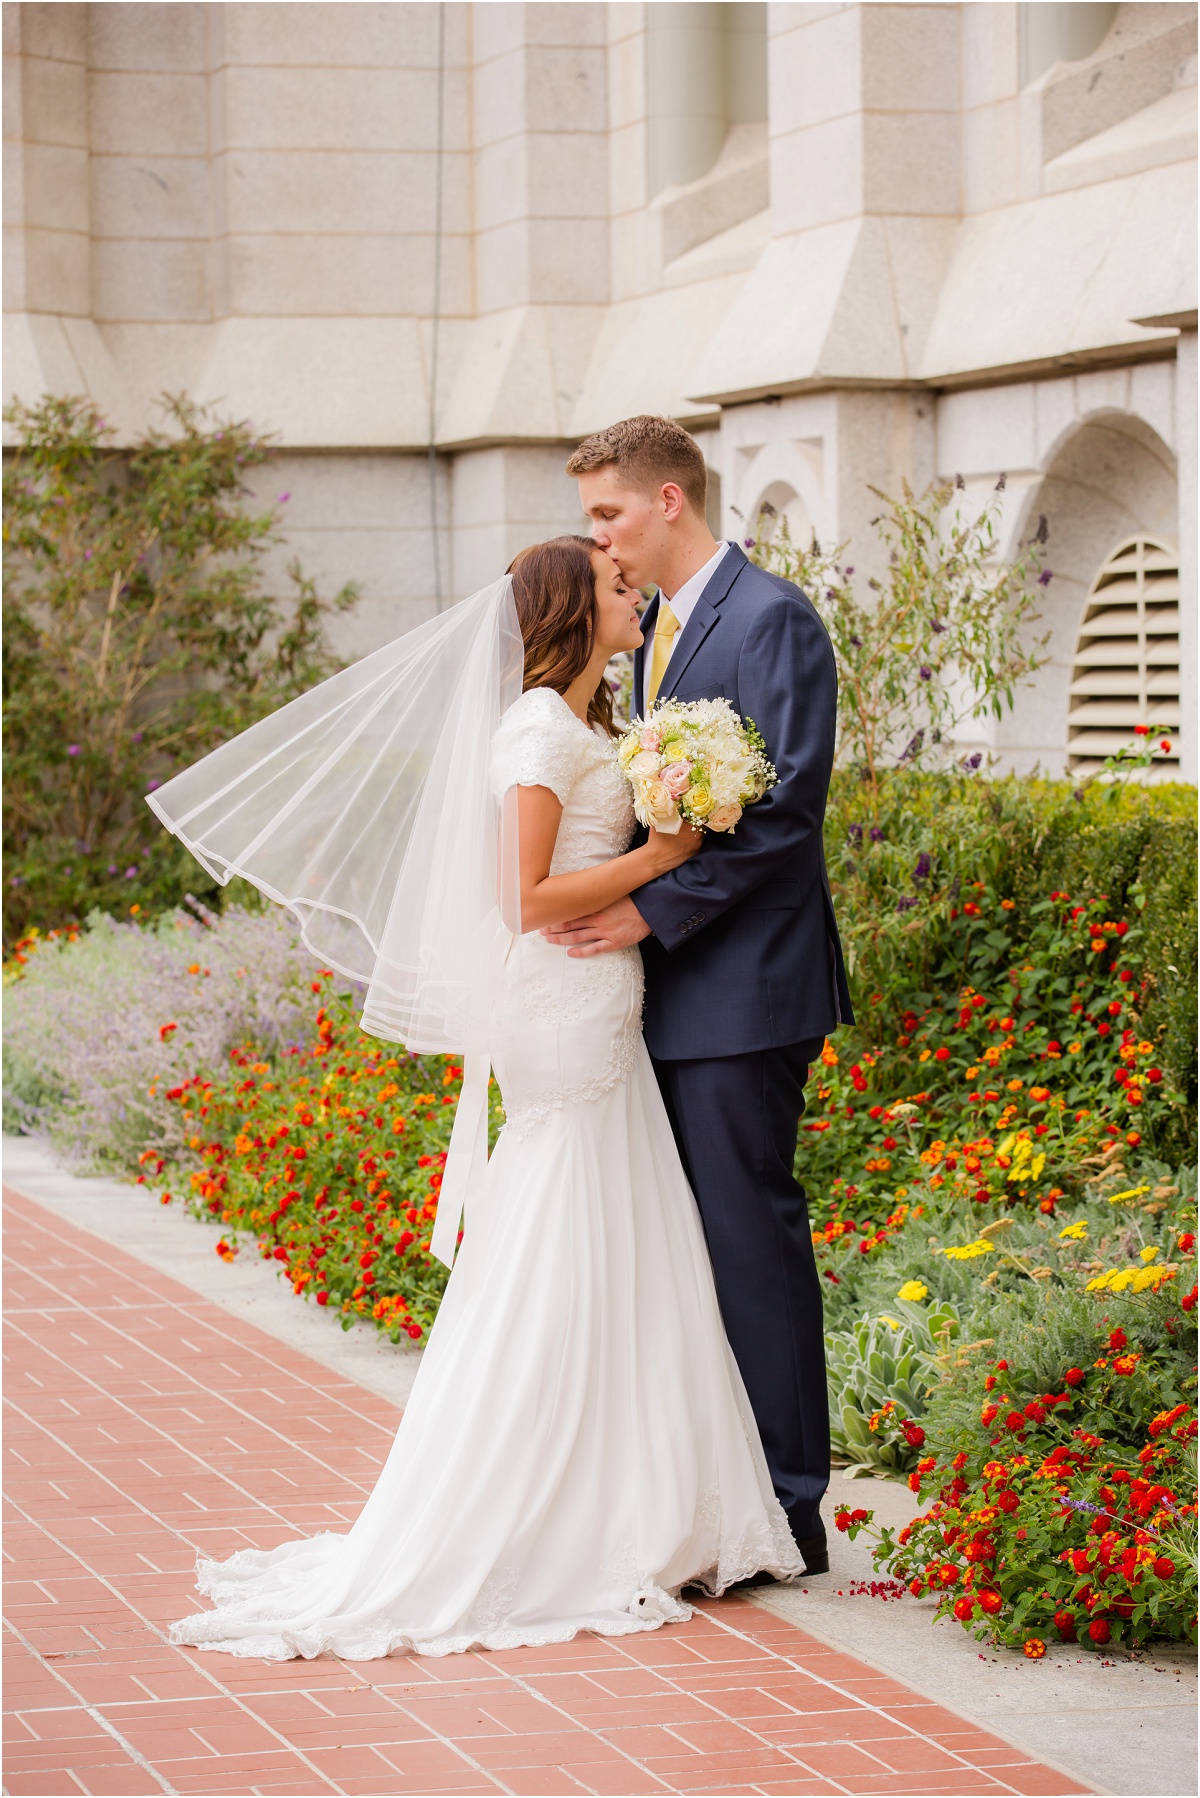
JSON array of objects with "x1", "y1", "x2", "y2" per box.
[{"x1": 616, "y1": 697, "x2": 777, "y2": 835}]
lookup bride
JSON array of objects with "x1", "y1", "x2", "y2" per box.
[{"x1": 153, "y1": 535, "x2": 802, "y2": 1662}]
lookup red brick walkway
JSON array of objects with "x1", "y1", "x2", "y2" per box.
[{"x1": 3, "y1": 1186, "x2": 1090, "y2": 1798}]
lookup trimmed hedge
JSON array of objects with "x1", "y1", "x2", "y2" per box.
[{"x1": 824, "y1": 773, "x2": 1196, "y2": 1160}]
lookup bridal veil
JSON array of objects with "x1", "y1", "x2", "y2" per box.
[{"x1": 147, "y1": 577, "x2": 526, "y2": 1264}]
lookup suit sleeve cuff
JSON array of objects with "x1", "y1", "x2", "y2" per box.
[{"x1": 632, "y1": 878, "x2": 707, "y2": 952}]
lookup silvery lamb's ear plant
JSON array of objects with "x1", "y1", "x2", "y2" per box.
[
  {"x1": 749, "y1": 478, "x2": 1051, "y2": 794},
  {"x1": 827, "y1": 1298, "x2": 959, "y2": 1476}
]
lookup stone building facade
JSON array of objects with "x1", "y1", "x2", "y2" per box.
[{"x1": 5, "y1": 1, "x2": 1196, "y2": 777}]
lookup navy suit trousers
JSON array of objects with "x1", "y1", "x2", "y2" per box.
[{"x1": 651, "y1": 1038, "x2": 830, "y2": 1541}]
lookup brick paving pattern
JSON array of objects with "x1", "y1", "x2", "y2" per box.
[{"x1": 3, "y1": 1185, "x2": 1092, "y2": 1797}]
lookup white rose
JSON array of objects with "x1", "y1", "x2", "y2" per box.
[
  {"x1": 630, "y1": 749, "x2": 662, "y2": 778},
  {"x1": 644, "y1": 780, "x2": 682, "y2": 834}
]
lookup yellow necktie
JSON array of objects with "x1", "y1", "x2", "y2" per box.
[{"x1": 646, "y1": 599, "x2": 681, "y2": 708}]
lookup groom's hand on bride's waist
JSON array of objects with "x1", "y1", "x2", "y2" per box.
[{"x1": 542, "y1": 897, "x2": 652, "y2": 957}]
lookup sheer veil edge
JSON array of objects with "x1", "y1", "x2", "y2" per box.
[{"x1": 146, "y1": 577, "x2": 525, "y2": 1265}]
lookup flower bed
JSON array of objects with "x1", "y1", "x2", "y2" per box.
[
  {"x1": 3, "y1": 903, "x2": 334, "y2": 1168},
  {"x1": 145, "y1": 975, "x2": 504, "y2": 1343},
  {"x1": 835, "y1": 1299, "x2": 1197, "y2": 1652},
  {"x1": 5, "y1": 772, "x2": 1196, "y2": 1647}
]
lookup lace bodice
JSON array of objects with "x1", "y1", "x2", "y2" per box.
[{"x1": 490, "y1": 687, "x2": 635, "y2": 874}]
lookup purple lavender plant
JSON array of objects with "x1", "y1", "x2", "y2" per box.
[{"x1": 4, "y1": 906, "x2": 350, "y2": 1171}]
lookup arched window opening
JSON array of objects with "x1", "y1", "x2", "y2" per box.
[
  {"x1": 1067, "y1": 535, "x2": 1180, "y2": 780},
  {"x1": 752, "y1": 481, "x2": 811, "y2": 552}
]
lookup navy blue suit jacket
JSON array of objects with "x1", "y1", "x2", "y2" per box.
[{"x1": 631, "y1": 544, "x2": 854, "y2": 1060}]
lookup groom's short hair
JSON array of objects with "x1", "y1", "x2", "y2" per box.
[{"x1": 566, "y1": 416, "x2": 708, "y2": 517}]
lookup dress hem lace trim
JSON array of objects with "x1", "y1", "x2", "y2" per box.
[{"x1": 168, "y1": 1531, "x2": 803, "y2": 1663}]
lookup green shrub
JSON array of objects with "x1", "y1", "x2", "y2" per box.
[
  {"x1": 820, "y1": 771, "x2": 1197, "y2": 1165},
  {"x1": 751, "y1": 478, "x2": 1049, "y2": 787},
  {"x1": 3, "y1": 393, "x2": 359, "y2": 944},
  {"x1": 841, "y1": 1280, "x2": 1198, "y2": 1653}
]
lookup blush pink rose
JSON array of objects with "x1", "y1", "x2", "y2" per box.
[
  {"x1": 661, "y1": 760, "x2": 692, "y2": 796},
  {"x1": 640, "y1": 726, "x2": 662, "y2": 751}
]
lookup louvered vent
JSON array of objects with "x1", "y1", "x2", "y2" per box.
[{"x1": 1067, "y1": 536, "x2": 1180, "y2": 780}]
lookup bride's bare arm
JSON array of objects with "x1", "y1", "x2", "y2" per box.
[{"x1": 514, "y1": 785, "x2": 699, "y2": 933}]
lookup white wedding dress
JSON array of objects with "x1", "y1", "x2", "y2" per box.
[{"x1": 170, "y1": 687, "x2": 801, "y2": 1661}]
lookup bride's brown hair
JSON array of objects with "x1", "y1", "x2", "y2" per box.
[{"x1": 507, "y1": 536, "x2": 618, "y2": 738}]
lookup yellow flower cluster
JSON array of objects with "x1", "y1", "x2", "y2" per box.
[
  {"x1": 1086, "y1": 1263, "x2": 1178, "y2": 1294},
  {"x1": 897, "y1": 1279, "x2": 929, "y2": 1301},
  {"x1": 941, "y1": 1239, "x2": 995, "y2": 1261},
  {"x1": 1106, "y1": 1183, "x2": 1151, "y2": 1205},
  {"x1": 995, "y1": 1132, "x2": 1046, "y2": 1185}
]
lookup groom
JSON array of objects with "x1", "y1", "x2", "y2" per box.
[{"x1": 549, "y1": 415, "x2": 853, "y2": 1577}]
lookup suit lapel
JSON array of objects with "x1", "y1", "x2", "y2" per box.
[
  {"x1": 658, "y1": 544, "x2": 748, "y2": 702},
  {"x1": 698, "y1": 542, "x2": 748, "y2": 608},
  {"x1": 658, "y1": 596, "x2": 719, "y2": 701}
]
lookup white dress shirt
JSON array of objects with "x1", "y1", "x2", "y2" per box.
[{"x1": 641, "y1": 540, "x2": 730, "y2": 715}]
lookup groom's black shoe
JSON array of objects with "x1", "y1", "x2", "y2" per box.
[
  {"x1": 793, "y1": 1529, "x2": 829, "y2": 1576},
  {"x1": 785, "y1": 1506, "x2": 828, "y2": 1576}
]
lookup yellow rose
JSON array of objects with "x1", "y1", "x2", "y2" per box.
[{"x1": 686, "y1": 784, "x2": 715, "y2": 818}]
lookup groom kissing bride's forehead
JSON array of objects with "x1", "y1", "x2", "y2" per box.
[
  {"x1": 154, "y1": 406, "x2": 855, "y2": 1664},
  {"x1": 556, "y1": 413, "x2": 855, "y2": 1573}
]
